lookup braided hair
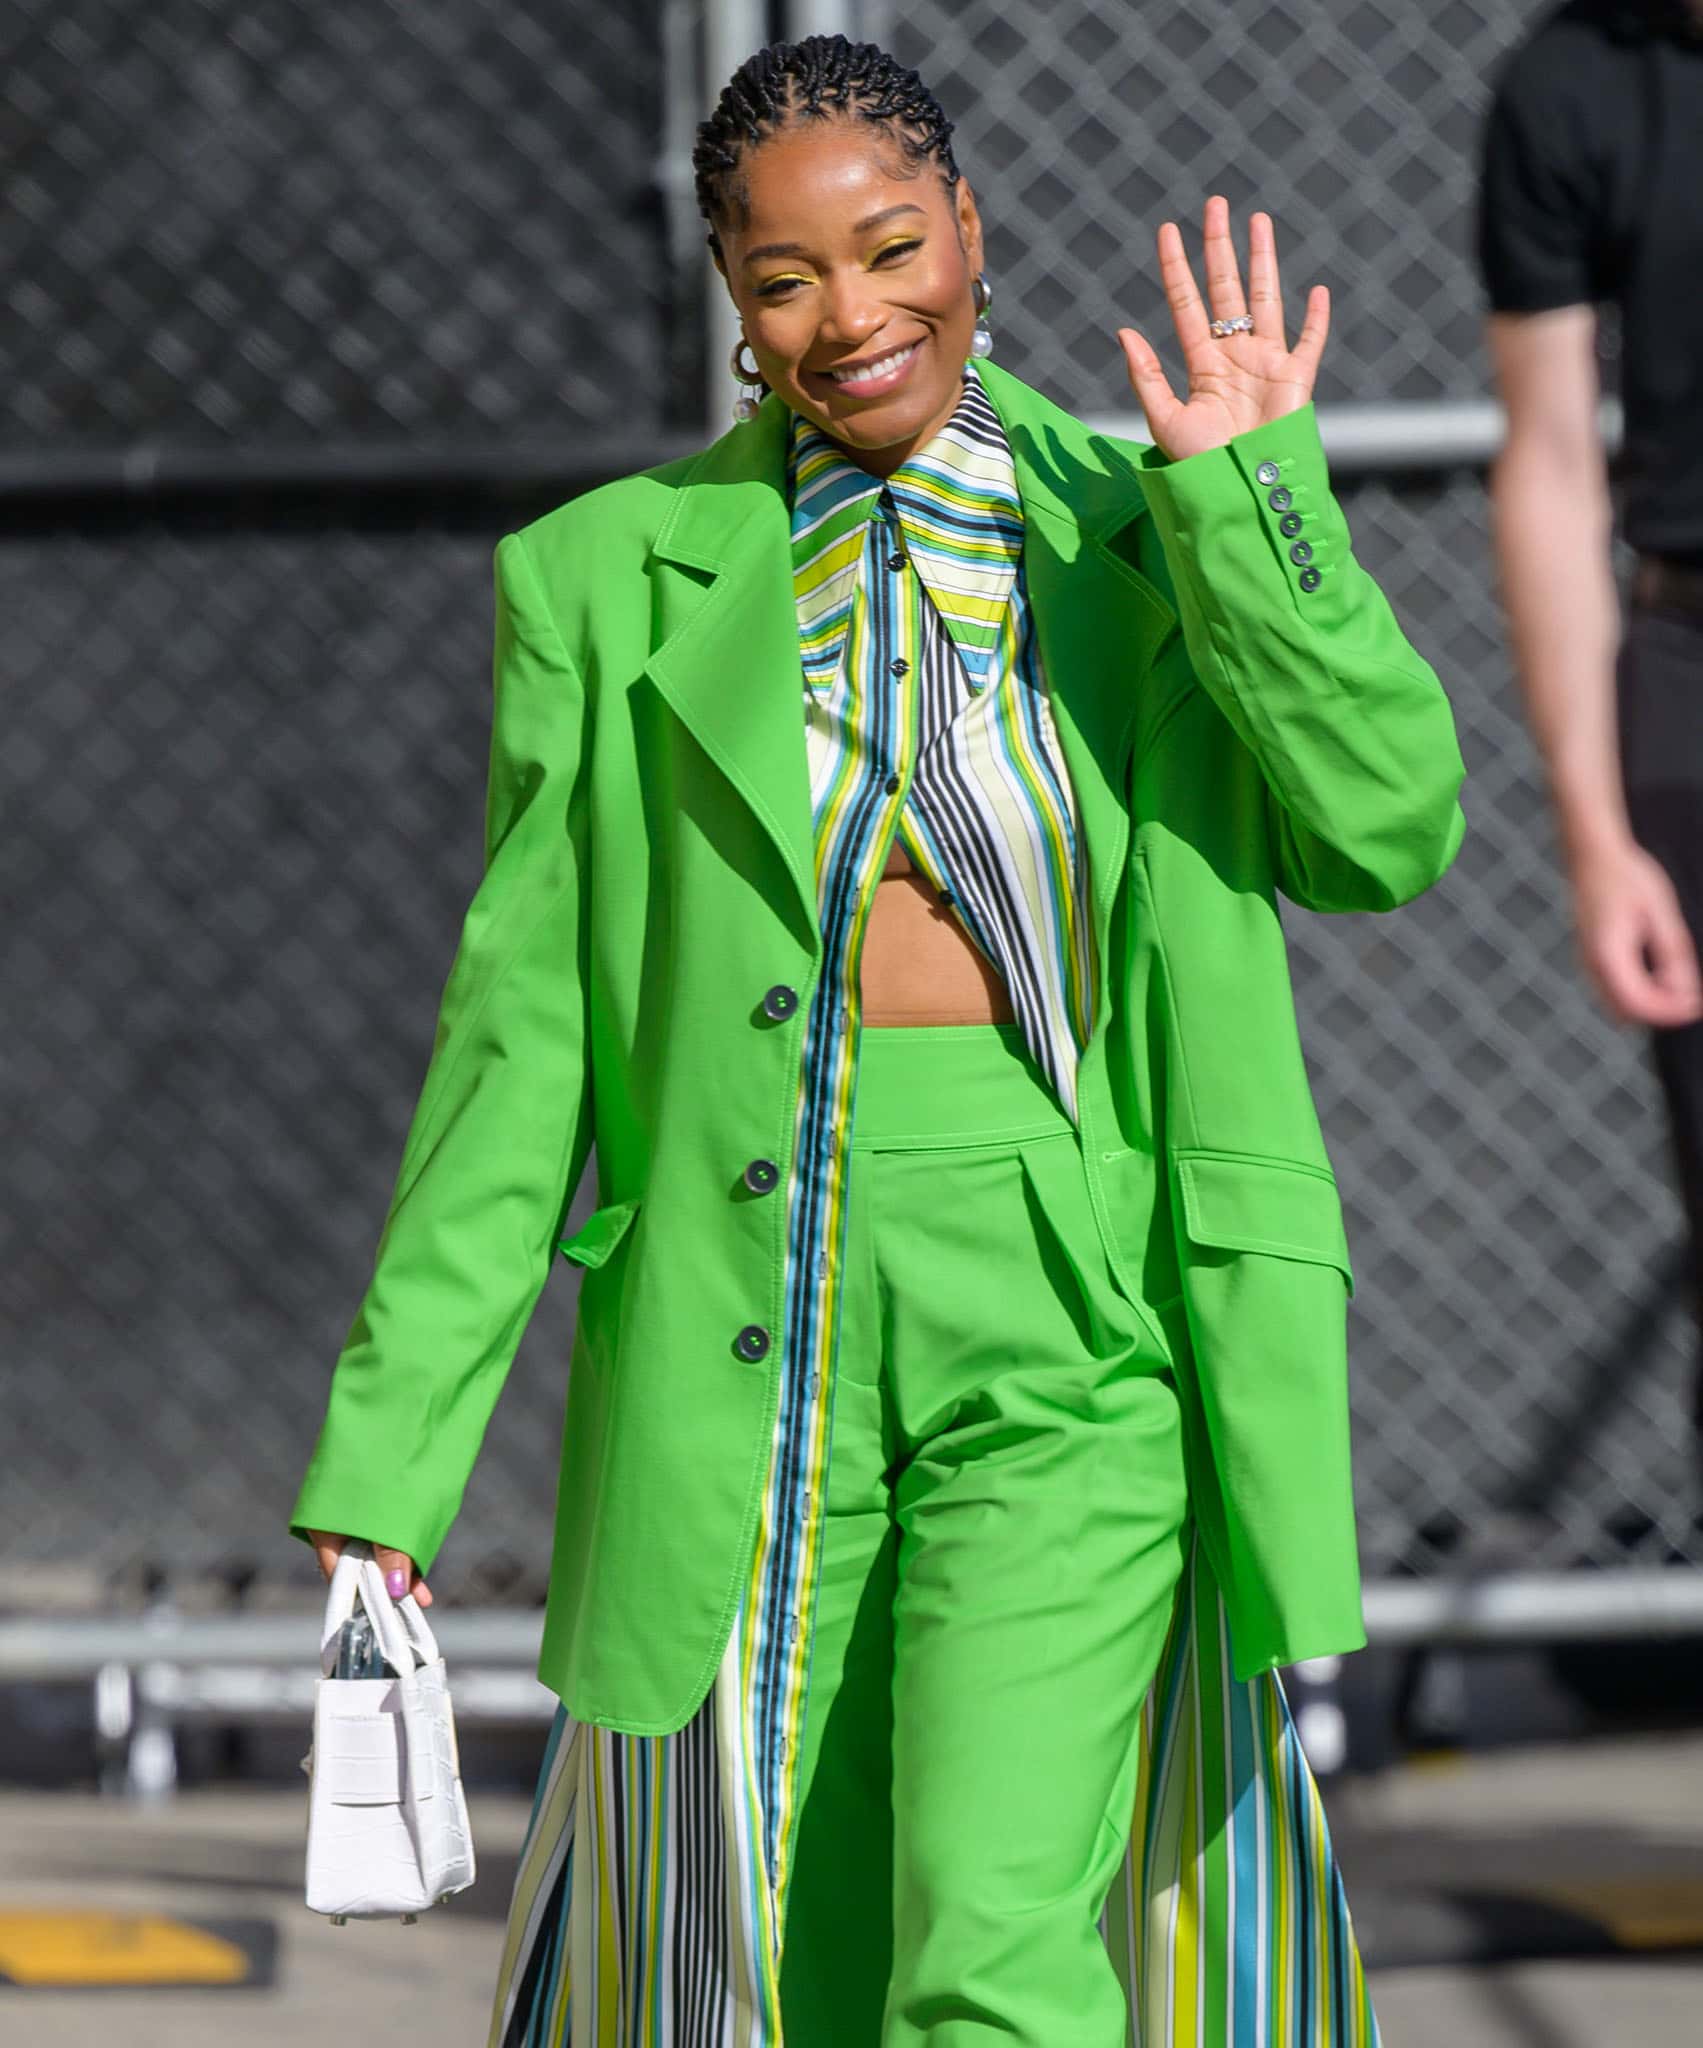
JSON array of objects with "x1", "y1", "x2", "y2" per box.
[{"x1": 693, "y1": 35, "x2": 960, "y2": 252}]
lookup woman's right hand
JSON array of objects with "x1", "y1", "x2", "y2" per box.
[{"x1": 308, "y1": 1529, "x2": 434, "y2": 1609}]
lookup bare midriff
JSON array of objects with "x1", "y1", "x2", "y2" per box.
[{"x1": 859, "y1": 835, "x2": 1016, "y2": 1027}]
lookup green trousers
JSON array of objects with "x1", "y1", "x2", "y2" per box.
[{"x1": 777, "y1": 1021, "x2": 1191, "y2": 2046}]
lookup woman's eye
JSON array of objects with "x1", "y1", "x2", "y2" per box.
[
  {"x1": 872, "y1": 240, "x2": 922, "y2": 265},
  {"x1": 757, "y1": 275, "x2": 810, "y2": 299}
]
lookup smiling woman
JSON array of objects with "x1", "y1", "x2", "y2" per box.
[
  {"x1": 289, "y1": 29, "x2": 1466, "y2": 2048},
  {"x1": 695, "y1": 37, "x2": 984, "y2": 468}
]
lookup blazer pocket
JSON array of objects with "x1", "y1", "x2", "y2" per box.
[
  {"x1": 557, "y1": 1197, "x2": 642, "y2": 1269},
  {"x1": 1172, "y1": 1148, "x2": 1354, "y2": 1298}
]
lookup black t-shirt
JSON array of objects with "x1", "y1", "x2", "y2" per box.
[{"x1": 1477, "y1": 1, "x2": 1703, "y2": 558}]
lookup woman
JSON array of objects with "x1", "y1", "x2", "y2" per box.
[{"x1": 294, "y1": 35, "x2": 1465, "y2": 2048}]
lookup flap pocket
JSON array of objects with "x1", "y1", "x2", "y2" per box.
[
  {"x1": 1173, "y1": 1148, "x2": 1354, "y2": 1296},
  {"x1": 557, "y1": 1197, "x2": 641, "y2": 1270}
]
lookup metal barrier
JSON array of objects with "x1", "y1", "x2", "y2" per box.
[
  {"x1": 2, "y1": 1, "x2": 1696, "y2": 1651},
  {"x1": 6, "y1": 1568, "x2": 1702, "y2": 1799}
]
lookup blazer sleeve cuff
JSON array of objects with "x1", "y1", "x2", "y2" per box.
[{"x1": 1130, "y1": 402, "x2": 1344, "y2": 627}]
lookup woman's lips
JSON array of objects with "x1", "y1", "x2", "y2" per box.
[{"x1": 816, "y1": 339, "x2": 922, "y2": 399}]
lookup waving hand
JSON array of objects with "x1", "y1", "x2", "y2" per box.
[{"x1": 1116, "y1": 196, "x2": 1329, "y2": 461}]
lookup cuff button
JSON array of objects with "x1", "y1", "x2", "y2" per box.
[
  {"x1": 1255, "y1": 460, "x2": 1282, "y2": 486},
  {"x1": 1298, "y1": 565, "x2": 1323, "y2": 593},
  {"x1": 1266, "y1": 485, "x2": 1293, "y2": 511},
  {"x1": 1279, "y1": 511, "x2": 1303, "y2": 538},
  {"x1": 1289, "y1": 539, "x2": 1314, "y2": 565}
]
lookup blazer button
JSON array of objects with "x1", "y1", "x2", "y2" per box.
[
  {"x1": 735, "y1": 1324, "x2": 771, "y2": 1362},
  {"x1": 1266, "y1": 485, "x2": 1293, "y2": 511},
  {"x1": 1279, "y1": 511, "x2": 1303, "y2": 538},
  {"x1": 1255, "y1": 460, "x2": 1282, "y2": 486},
  {"x1": 744, "y1": 1157, "x2": 780, "y2": 1194},
  {"x1": 1298, "y1": 565, "x2": 1323, "y2": 593},
  {"x1": 762, "y1": 984, "x2": 798, "y2": 1020},
  {"x1": 1289, "y1": 539, "x2": 1314, "y2": 565}
]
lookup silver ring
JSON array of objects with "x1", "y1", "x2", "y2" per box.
[{"x1": 1208, "y1": 313, "x2": 1255, "y2": 339}]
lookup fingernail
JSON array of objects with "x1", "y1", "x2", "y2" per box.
[{"x1": 386, "y1": 1568, "x2": 407, "y2": 1598}]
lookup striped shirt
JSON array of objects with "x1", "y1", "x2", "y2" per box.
[{"x1": 789, "y1": 364, "x2": 1096, "y2": 1122}]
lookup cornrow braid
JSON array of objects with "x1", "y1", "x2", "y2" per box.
[{"x1": 693, "y1": 34, "x2": 960, "y2": 251}]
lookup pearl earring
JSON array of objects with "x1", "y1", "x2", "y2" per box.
[
  {"x1": 970, "y1": 273, "x2": 994, "y2": 360},
  {"x1": 730, "y1": 337, "x2": 766, "y2": 422}
]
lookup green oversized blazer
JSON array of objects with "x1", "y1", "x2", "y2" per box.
[{"x1": 289, "y1": 359, "x2": 1466, "y2": 1728}]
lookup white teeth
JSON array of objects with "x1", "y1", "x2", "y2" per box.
[{"x1": 829, "y1": 343, "x2": 917, "y2": 385}]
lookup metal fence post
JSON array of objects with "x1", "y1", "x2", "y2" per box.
[{"x1": 703, "y1": 0, "x2": 772, "y2": 440}]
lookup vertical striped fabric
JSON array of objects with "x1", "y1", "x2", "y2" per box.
[
  {"x1": 484, "y1": 372, "x2": 1382, "y2": 2048},
  {"x1": 789, "y1": 364, "x2": 1097, "y2": 1121},
  {"x1": 1103, "y1": 1542, "x2": 1381, "y2": 2048}
]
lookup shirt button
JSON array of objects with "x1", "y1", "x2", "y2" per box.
[
  {"x1": 1279, "y1": 511, "x2": 1303, "y2": 538},
  {"x1": 1288, "y1": 539, "x2": 1314, "y2": 565},
  {"x1": 1298, "y1": 565, "x2": 1322, "y2": 593},
  {"x1": 1267, "y1": 485, "x2": 1293, "y2": 512},
  {"x1": 887, "y1": 551, "x2": 908, "y2": 572},
  {"x1": 735, "y1": 1324, "x2": 771, "y2": 1362},
  {"x1": 884, "y1": 773, "x2": 902, "y2": 794},
  {"x1": 743, "y1": 1158, "x2": 780, "y2": 1194},
  {"x1": 1255, "y1": 460, "x2": 1282, "y2": 486},
  {"x1": 814, "y1": 1251, "x2": 830, "y2": 1278},
  {"x1": 889, "y1": 658, "x2": 909, "y2": 678},
  {"x1": 762, "y1": 983, "x2": 798, "y2": 1021}
]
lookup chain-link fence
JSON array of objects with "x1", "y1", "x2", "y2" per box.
[
  {"x1": 4, "y1": 0, "x2": 1697, "y2": 1612},
  {"x1": 877, "y1": 0, "x2": 1699, "y2": 1583}
]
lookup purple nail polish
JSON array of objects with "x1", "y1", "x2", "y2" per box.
[{"x1": 386, "y1": 1568, "x2": 407, "y2": 1598}]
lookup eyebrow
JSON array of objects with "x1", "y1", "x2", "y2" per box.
[{"x1": 741, "y1": 203, "x2": 927, "y2": 266}]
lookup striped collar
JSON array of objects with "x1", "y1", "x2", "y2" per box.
[{"x1": 786, "y1": 364, "x2": 1024, "y2": 691}]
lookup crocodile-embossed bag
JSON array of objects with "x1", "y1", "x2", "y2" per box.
[{"x1": 302, "y1": 1540, "x2": 476, "y2": 1921}]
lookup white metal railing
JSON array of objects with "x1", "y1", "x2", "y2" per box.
[
  {"x1": 4, "y1": 1565, "x2": 1698, "y2": 1684},
  {"x1": 5, "y1": 1567, "x2": 1696, "y2": 1794}
]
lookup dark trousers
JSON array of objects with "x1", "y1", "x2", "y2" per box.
[{"x1": 1617, "y1": 599, "x2": 1703, "y2": 1424}]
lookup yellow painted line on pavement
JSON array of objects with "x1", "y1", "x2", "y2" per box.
[
  {"x1": 0, "y1": 1911, "x2": 251, "y2": 1986},
  {"x1": 1535, "y1": 1878, "x2": 1703, "y2": 1952}
]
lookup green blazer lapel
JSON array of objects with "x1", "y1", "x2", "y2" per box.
[
  {"x1": 643, "y1": 366, "x2": 1178, "y2": 985},
  {"x1": 646, "y1": 396, "x2": 821, "y2": 951},
  {"x1": 975, "y1": 362, "x2": 1178, "y2": 1015}
]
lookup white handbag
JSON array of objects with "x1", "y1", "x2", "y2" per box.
[{"x1": 302, "y1": 1539, "x2": 477, "y2": 1921}]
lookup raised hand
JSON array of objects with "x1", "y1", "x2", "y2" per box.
[{"x1": 1116, "y1": 195, "x2": 1329, "y2": 462}]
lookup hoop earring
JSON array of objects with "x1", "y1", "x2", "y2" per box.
[
  {"x1": 730, "y1": 337, "x2": 766, "y2": 422},
  {"x1": 970, "y1": 272, "x2": 994, "y2": 360}
]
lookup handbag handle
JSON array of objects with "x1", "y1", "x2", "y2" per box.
[{"x1": 319, "y1": 1539, "x2": 443, "y2": 1676}]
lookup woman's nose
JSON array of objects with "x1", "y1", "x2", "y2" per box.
[{"x1": 817, "y1": 276, "x2": 886, "y2": 346}]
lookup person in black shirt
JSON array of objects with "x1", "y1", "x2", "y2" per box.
[{"x1": 1478, "y1": 0, "x2": 1703, "y2": 1437}]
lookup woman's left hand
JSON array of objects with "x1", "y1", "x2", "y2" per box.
[{"x1": 1115, "y1": 195, "x2": 1329, "y2": 462}]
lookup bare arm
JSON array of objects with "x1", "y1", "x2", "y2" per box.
[
  {"x1": 1487, "y1": 308, "x2": 1701, "y2": 1026},
  {"x1": 1486, "y1": 309, "x2": 1624, "y2": 864}
]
